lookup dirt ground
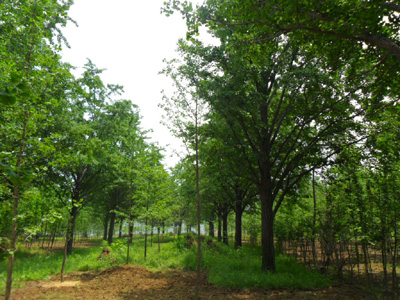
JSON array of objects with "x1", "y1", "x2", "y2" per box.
[{"x1": 9, "y1": 265, "x2": 379, "y2": 300}]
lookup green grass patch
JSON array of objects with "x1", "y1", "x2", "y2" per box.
[
  {"x1": 0, "y1": 236, "x2": 185, "y2": 293},
  {"x1": 182, "y1": 243, "x2": 330, "y2": 289},
  {"x1": 0, "y1": 236, "x2": 330, "y2": 294}
]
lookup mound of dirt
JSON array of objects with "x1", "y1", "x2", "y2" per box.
[{"x1": 9, "y1": 265, "x2": 375, "y2": 300}]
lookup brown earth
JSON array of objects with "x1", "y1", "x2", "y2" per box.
[{"x1": 9, "y1": 265, "x2": 378, "y2": 300}]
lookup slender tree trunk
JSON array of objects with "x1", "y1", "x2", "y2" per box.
[
  {"x1": 392, "y1": 207, "x2": 398, "y2": 291},
  {"x1": 127, "y1": 142, "x2": 135, "y2": 263},
  {"x1": 151, "y1": 224, "x2": 154, "y2": 247},
  {"x1": 66, "y1": 204, "x2": 79, "y2": 255},
  {"x1": 47, "y1": 227, "x2": 55, "y2": 250},
  {"x1": 50, "y1": 224, "x2": 57, "y2": 250},
  {"x1": 217, "y1": 216, "x2": 222, "y2": 242},
  {"x1": 128, "y1": 219, "x2": 134, "y2": 244},
  {"x1": 393, "y1": 244, "x2": 398, "y2": 292},
  {"x1": 144, "y1": 217, "x2": 148, "y2": 259},
  {"x1": 194, "y1": 101, "x2": 202, "y2": 300},
  {"x1": 382, "y1": 227, "x2": 388, "y2": 286},
  {"x1": 118, "y1": 219, "x2": 123, "y2": 238},
  {"x1": 362, "y1": 242, "x2": 370, "y2": 281},
  {"x1": 354, "y1": 231, "x2": 360, "y2": 276},
  {"x1": 61, "y1": 228, "x2": 69, "y2": 282},
  {"x1": 41, "y1": 222, "x2": 48, "y2": 248},
  {"x1": 208, "y1": 221, "x2": 215, "y2": 237},
  {"x1": 234, "y1": 208, "x2": 243, "y2": 248},
  {"x1": 222, "y1": 213, "x2": 229, "y2": 245},
  {"x1": 312, "y1": 170, "x2": 318, "y2": 269},
  {"x1": 103, "y1": 213, "x2": 109, "y2": 241},
  {"x1": 177, "y1": 220, "x2": 182, "y2": 236},
  {"x1": 5, "y1": 186, "x2": 21, "y2": 300},
  {"x1": 107, "y1": 211, "x2": 116, "y2": 245},
  {"x1": 127, "y1": 222, "x2": 133, "y2": 264},
  {"x1": 260, "y1": 188, "x2": 276, "y2": 272},
  {"x1": 158, "y1": 227, "x2": 161, "y2": 253},
  {"x1": 5, "y1": 112, "x2": 28, "y2": 300}
]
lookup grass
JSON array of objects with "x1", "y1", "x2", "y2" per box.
[
  {"x1": 182, "y1": 242, "x2": 330, "y2": 289},
  {"x1": 0, "y1": 235, "x2": 330, "y2": 294},
  {"x1": 0, "y1": 236, "x2": 185, "y2": 293}
]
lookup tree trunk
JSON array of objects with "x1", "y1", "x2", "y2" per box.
[
  {"x1": 127, "y1": 221, "x2": 134, "y2": 264},
  {"x1": 194, "y1": 100, "x2": 202, "y2": 300},
  {"x1": 107, "y1": 211, "x2": 116, "y2": 245},
  {"x1": 234, "y1": 209, "x2": 243, "y2": 248},
  {"x1": 144, "y1": 217, "x2": 148, "y2": 259},
  {"x1": 312, "y1": 170, "x2": 318, "y2": 269},
  {"x1": 392, "y1": 217, "x2": 398, "y2": 292},
  {"x1": 50, "y1": 228, "x2": 57, "y2": 250},
  {"x1": 66, "y1": 204, "x2": 79, "y2": 255},
  {"x1": 61, "y1": 219, "x2": 70, "y2": 282},
  {"x1": 151, "y1": 224, "x2": 153, "y2": 247},
  {"x1": 217, "y1": 216, "x2": 222, "y2": 242},
  {"x1": 222, "y1": 213, "x2": 229, "y2": 245},
  {"x1": 260, "y1": 189, "x2": 276, "y2": 272},
  {"x1": 128, "y1": 218, "x2": 134, "y2": 244},
  {"x1": 5, "y1": 112, "x2": 28, "y2": 300},
  {"x1": 5, "y1": 186, "x2": 20, "y2": 300},
  {"x1": 392, "y1": 186, "x2": 398, "y2": 292},
  {"x1": 119, "y1": 219, "x2": 123, "y2": 238},
  {"x1": 208, "y1": 221, "x2": 215, "y2": 237},
  {"x1": 177, "y1": 220, "x2": 182, "y2": 236},
  {"x1": 103, "y1": 213, "x2": 109, "y2": 241},
  {"x1": 41, "y1": 222, "x2": 48, "y2": 248},
  {"x1": 158, "y1": 227, "x2": 161, "y2": 253}
]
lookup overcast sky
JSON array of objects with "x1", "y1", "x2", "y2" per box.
[{"x1": 60, "y1": 0, "x2": 205, "y2": 168}]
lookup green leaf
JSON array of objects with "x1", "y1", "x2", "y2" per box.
[{"x1": 0, "y1": 90, "x2": 16, "y2": 105}]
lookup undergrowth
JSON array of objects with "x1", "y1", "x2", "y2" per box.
[
  {"x1": 0, "y1": 236, "x2": 183, "y2": 293},
  {"x1": 0, "y1": 235, "x2": 330, "y2": 293},
  {"x1": 183, "y1": 243, "x2": 330, "y2": 289}
]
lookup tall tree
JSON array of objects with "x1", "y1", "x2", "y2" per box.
[
  {"x1": 0, "y1": 1, "x2": 73, "y2": 298},
  {"x1": 163, "y1": 33, "x2": 378, "y2": 271},
  {"x1": 161, "y1": 53, "x2": 208, "y2": 298}
]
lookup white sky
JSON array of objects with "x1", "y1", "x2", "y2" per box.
[{"x1": 60, "y1": 0, "x2": 206, "y2": 168}]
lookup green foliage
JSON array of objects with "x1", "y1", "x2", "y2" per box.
[{"x1": 173, "y1": 235, "x2": 186, "y2": 251}]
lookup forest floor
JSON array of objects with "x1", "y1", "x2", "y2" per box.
[{"x1": 10, "y1": 264, "x2": 378, "y2": 300}]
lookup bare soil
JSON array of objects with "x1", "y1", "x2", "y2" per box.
[{"x1": 9, "y1": 265, "x2": 377, "y2": 300}]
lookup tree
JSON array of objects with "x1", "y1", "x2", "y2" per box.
[
  {"x1": 163, "y1": 31, "x2": 380, "y2": 271},
  {"x1": 95, "y1": 100, "x2": 142, "y2": 245},
  {"x1": 134, "y1": 144, "x2": 171, "y2": 258},
  {"x1": 0, "y1": 1, "x2": 73, "y2": 297},
  {"x1": 200, "y1": 133, "x2": 257, "y2": 247},
  {"x1": 164, "y1": 0, "x2": 400, "y2": 98},
  {"x1": 161, "y1": 52, "x2": 209, "y2": 298},
  {"x1": 47, "y1": 61, "x2": 110, "y2": 256},
  {"x1": 170, "y1": 159, "x2": 197, "y2": 236}
]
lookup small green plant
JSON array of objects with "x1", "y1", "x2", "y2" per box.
[
  {"x1": 173, "y1": 235, "x2": 185, "y2": 251},
  {"x1": 110, "y1": 239, "x2": 125, "y2": 253},
  {"x1": 184, "y1": 234, "x2": 194, "y2": 249}
]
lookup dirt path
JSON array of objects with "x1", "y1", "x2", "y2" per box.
[{"x1": 10, "y1": 265, "x2": 377, "y2": 300}]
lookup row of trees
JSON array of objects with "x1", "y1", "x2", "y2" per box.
[
  {"x1": 161, "y1": 0, "x2": 400, "y2": 279},
  {"x1": 0, "y1": 1, "x2": 175, "y2": 299},
  {"x1": 2, "y1": 0, "x2": 400, "y2": 298}
]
